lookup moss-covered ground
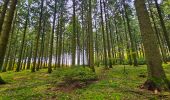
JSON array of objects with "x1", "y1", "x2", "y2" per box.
[{"x1": 0, "y1": 65, "x2": 170, "y2": 100}]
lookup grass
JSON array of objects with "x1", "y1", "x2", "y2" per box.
[{"x1": 0, "y1": 65, "x2": 170, "y2": 100}]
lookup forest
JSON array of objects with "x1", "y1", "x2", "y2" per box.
[{"x1": 0, "y1": 0, "x2": 170, "y2": 99}]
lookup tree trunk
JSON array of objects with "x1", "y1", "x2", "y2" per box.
[
  {"x1": 88, "y1": 0, "x2": 95, "y2": 72},
  {"x1": 103, "y1": 0, "x2": 112, "y2": 68},
  {"x1": 135, "y1": 0, "x2": 170, "y2": 91},
  {"x1": 55, "y1": 18, "x2": 59, "y2": 69},
  {"x1": 71, "y1": 0, "x2": 76, "y2": 66},
  {"x1": 2, "y1": 10, "x2": 17, "y2": 72},
  {"x1": 154, "y1": 0, "x2": 170, "y2": 52},
  {"x1": 58, "y1": 8, "x2": 63, "y2": 68},
  {"x1": 100, "y1": 0, "x2": 107, "y2": 68},
  {"x1": 123, "y1": 0, "x2": 138, "y2": 66},
  {"x1": 81, "y1": 3, "x2": 85, "y2": 67},
  {"x1": 76, "y1": 18, "x2": 80, "y2": 66},
  {"x1": 0, "y1": 0, "x2": 17, "y2": 69},
  {"x1": 32, "y1": 0, "x2": 44, "y2": 72},
  {"x1": 16, "y1": 4, "x2": 29, "y2": 72},
  {"x1": 48, "y1": 0, "x2": 57, "y2": 73},
  {"x1": 122, "y1": 10, "x2": 132, "y2": 65},
  {"x1": 0, "y1": 0, "x2": 10, "y2": 34},
  {"x1": 0, "y1": 0, "x2": 17, "y2": 84},
  {"x1": 147, "y1": 0, "x2": 167, "y2": 63},
  {"x1": 27, "y1": 44, "x2": 33, "y2": 70}
]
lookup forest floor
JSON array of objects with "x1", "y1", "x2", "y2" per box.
[{"x1": 0, "y1": 65, "x2": 170, "y2": 100}]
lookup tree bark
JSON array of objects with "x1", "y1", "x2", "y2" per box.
[
  {"x1": 16, "y1": 4, "x2": 29, "y2": 72},
  {"x1": 88, "y1": 0, "x2": 95, "y2": 72},
  {"x1": 48, "y1": 0, "x2": 57, "y2": 73},
  {"x1": 32, "y1": 0, "x2": 44, "y2": 72},
  {"x1": 0, "y1": 0, "x2": 10, "y2": 34},
  {"x1": 0, "y1": 0, "x2": 17, "y2": 84},
  {"x1": 135, "y1": 0, "x2": 170, "y2": 91},
  {"x1": 103, "y1": 0, "x2": 112, "y2": 68},
  {"x1": 147, "y1": 0, "x2": 167, "y2": 63},
  {"x1": 123, "y1": 0, "x2": 138, "y2": 66},
  {"x1": 154, "y1": 0, "x2": 170, "y2": 52},
  {"x1": 71, "y1": 0, "x2": 76, "y2": 66},
  {"x1": 100, "y1": 0, "x2": 107, "y2": 68}
]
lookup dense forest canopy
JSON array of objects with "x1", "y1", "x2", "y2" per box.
[{"x1": 0, "y1": 0, "x2": 170, "y2": 99}]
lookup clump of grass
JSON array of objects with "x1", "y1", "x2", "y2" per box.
[{"x1": 62, "y1": 67, "x2": 97, "y2": 83}]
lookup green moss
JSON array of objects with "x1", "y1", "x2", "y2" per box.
[
  {"x1": 0, "y1": 65, "x2": 170, "y2": 99},
  {"x1": 62, "y1": 67, "x2": 97, "y2": 82}
]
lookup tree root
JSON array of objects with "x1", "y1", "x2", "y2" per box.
[{"x1": 140, "y1": 80, "x2": 170, "y2": 92}]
